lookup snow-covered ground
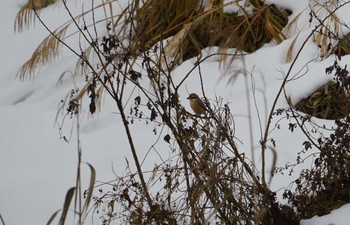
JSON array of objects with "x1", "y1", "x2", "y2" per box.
[{"x1": 1, "y1": 0, "x2": 350, "y2": 224}]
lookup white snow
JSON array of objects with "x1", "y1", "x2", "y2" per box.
[{"x1": 1, "y1": 0, "x2": 350, "y2": 224}]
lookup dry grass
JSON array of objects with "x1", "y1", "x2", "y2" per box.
[
  {"x1": 295, "y1": 81, "x2": 350, "y2": 119},
  {"x1": 13, "y1": 1, "x2": 350, "y2": 224},
  {"x1": 132, "y1": 0, "x2": 291, "y2": 66},
  {"x1": 333, "y1": 32, "x2": 350, "y2": 56},
  {"x1": 17, "y1": 24, "x2": 70, "y2": 80},
  {"x1": 15, "y1": 0, "x2": 291, "y2": 80},
  {"x1": 14, "y1": 0, "x2": 58, "y2": 32}
]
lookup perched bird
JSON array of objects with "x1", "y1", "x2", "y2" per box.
[{"x1": 187, "y1": 93, "x2": 206, "y2": 115}]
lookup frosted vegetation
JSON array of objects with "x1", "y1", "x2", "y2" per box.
[{"x1": 6, "y1": 0, "x2": 350, "y2": 224}]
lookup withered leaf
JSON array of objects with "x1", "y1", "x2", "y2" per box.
[
  {"x1": 163, "y1": 134, "x2": 171, "y2": 143},
  {"x1": 134, "y1": 96, "x2": 141, "y2": 105}
]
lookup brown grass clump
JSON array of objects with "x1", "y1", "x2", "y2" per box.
[
  {"x1": 295, "y1": 80, "x2": 350, "y2": 120},
  {"x1": 14, "y1": 0, "x2": 58, "y2": 32},
  {"x1": 15, "y1": 0, "x2": 291, "y2": 80},
  {"x1": 333, "y1": 32, "x2": 350, "y2": 57},
  {"x1": 133, "y1": 0, "x2": 291, "y2": 64}
]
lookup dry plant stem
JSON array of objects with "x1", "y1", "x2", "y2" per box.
[
  {"x1": 197, "y1": 64, "x2": 264, "y2": 192},
  {"x1": 125, "y1": 63, "x2": 200, "y2": 222},
  {"x1": 242, "y1": 58, "x2": 256, "y2": 168},
  {"x1": 37, "y1": 0, "x2": 153, "y2": 208},
  {"x1": 167, "y1": 124, "x2": 231, "y2": 221},
  {"x1": 282, "y1": 76, "x2": 323, "y2": 151},
  {"x1": 61, "y1": 1, "x2": 152, "y2": 206},
  {"x1": 130, "y1": 70, "x2": 233, "y2": 221},
  {"x1": 260, "y1": 1, "x2": 349, "y2": 186},
  {"x1": 32, "y1": 7, "x2": 88, "y2": 224},
  {"x1": 32, "y1": 3, "x2": 110, "y2": 96},
  {"x1": 0, "y1": 214, "x2": 5, "y2": 225},
  {"x1": 86, "y1": 21, "x2": 154, "y2": 213},
  {"x1": 155, "y1": 41, "x2": 196, "y2": 216},
  {"x1": 90, "y1": 0, "x2": 100, "y2": 46},
  {"x1": 119, "y1": 2, "x2": 139, "y2": 100},
  {"x1": 114, "y1": 94, "x2": 153, "y2": 205},
  {"x1": 176, "y1": 52, "x2": 247, "y2": 90},
  {"x1": 75, "y1": 112, "x2": 83, "y2": 225},
  {"x1": 196, "y1": 71, "x2": 267, "y2": 223}
]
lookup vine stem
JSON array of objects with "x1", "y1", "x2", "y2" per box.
[{"x1": 260, "y1": 1, "x2": 349, "y2": 186}]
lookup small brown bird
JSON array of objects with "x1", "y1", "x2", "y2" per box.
[{"x1": 187, "y1": 93, "x2": 206, "y2": 115}]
